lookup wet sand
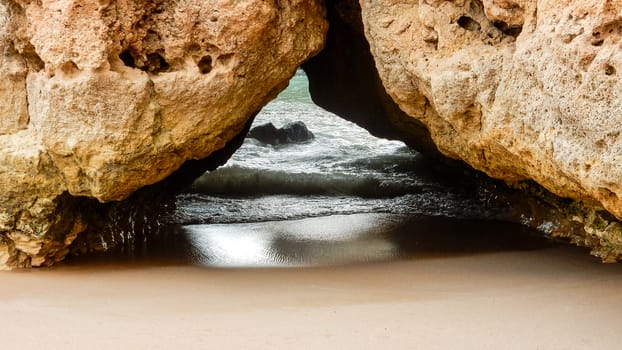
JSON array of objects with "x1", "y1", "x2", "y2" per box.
[{"x1": 1, "y1": 214, "x2": 622, "y2": 349}]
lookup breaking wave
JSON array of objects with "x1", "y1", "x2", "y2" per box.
[
  {"x1": 172, "y1": 69, "x2": 507, "y2": 225},
  {"x1": 191, "y1": 165, "x2": 426, "y2": 198}
]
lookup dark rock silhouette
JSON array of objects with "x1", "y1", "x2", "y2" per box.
[{"x1": 247, "y1": 121, "x2": 315, "y2": 145}]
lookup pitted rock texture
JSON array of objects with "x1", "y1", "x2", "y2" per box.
[
  {"x1": 360, "y1": 0, "x2": 622, "y2": 259},
  {"x1": 0, "y1": 0, "x2": 326, "y2": 268}
]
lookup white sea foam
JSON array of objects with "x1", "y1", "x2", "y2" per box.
[{"x1": 174, "y1": 71, "x2": 507, "y2": 224}]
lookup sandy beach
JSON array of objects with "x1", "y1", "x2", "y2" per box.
[{"x1": 1, "y1": 214, "x2": 622, "y2": 349}]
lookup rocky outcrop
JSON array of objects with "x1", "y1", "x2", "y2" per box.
[
  {"x1": 351, "y1": 0, "x2": 622, "y2": 260},
  {"x1": 0, "y1": 0, "x2": 326, "y2": 268},
  {"x1": 3, "y1": 0, "x2": 622, "y2": 267}
]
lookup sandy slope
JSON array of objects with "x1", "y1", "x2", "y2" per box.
[{"x1": 1, "y1": 215, "x2": 621, "y2": 349}]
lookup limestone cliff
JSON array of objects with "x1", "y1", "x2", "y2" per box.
[
  {"x1": 0, "y1": 0, "x2": 326, "y2": 268},
  {"x1": 354, "y1": 0, "x2": 622, "y2": 260}
]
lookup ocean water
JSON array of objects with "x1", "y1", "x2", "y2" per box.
[{"x1": 172, "y1": 70, "x2": 508, "y2": 225}]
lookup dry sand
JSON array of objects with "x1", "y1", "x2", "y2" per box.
[{"x1": 1, "y1": 214, "x2": 622, "y2": 349}]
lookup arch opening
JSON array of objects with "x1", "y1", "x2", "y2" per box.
[
  {"x1": 67, "y1": 70, "x2": 554, "y2": 267},
  {"x1": 64, "y1": 0, "x2": 588, "y2": 267}
]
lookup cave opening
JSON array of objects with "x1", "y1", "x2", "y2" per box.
[
  {"x1": 71, "y1": 70, "x2": 553, "y2": 268},
  {"x1": 68, "y1": 0, "x2": 561, "y2": 267},
  {"x1": 165, "y1": 70, "x2": 553, "y2": 267}
]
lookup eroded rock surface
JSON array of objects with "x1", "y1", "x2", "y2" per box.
[
  {"x1": 0, "y1": 0, "x2": 326, "y2": 268},
  {"x1": 4, "y1": 0, "x2": 622, "y2": 267},
  {"x1": 359, "y1": 0, "x2": 622, "y2": 260}
]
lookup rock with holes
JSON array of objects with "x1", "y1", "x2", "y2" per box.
[
  {"x1": 359, "y1": 0, "x2": 622, "y2": 259},
  {"x1": 0, "y1": 0, "x2": 326, "y2": 268}
]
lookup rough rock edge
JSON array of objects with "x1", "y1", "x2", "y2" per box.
[
  {"x1": 356, "y1": 0, "x2": 622, "y2": 260},
  {"x1": 511, "y1": 182, "x2": 622, "y2": 263}
]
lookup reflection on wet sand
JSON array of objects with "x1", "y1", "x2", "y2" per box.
[
  {"x1": 10, "y1": 214, "x2": 622, "y2": 350},
  {"x1": 183, "y1": 216, "x2": 397, "y2": 267},
  {"x1": 66, "y1": 213, "x2": 555, "y2": 268}
]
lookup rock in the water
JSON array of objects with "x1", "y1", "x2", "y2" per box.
[
  {"x1": 248, "y1": 123, "x2": 282, "y2": 144},
  {"x1": 283, "y1": 121, "x2": 316, "y2": 143},
  {"x1": 248, "y1": 121, "x2": 315, "y2": 145},
  {"x1": 0, "y1": 0, "x2": 327, "y2": 268}
]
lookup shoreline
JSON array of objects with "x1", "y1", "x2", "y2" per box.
[{"x1": 63, "y1": 213, "x2": 558, "y2": 268}]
